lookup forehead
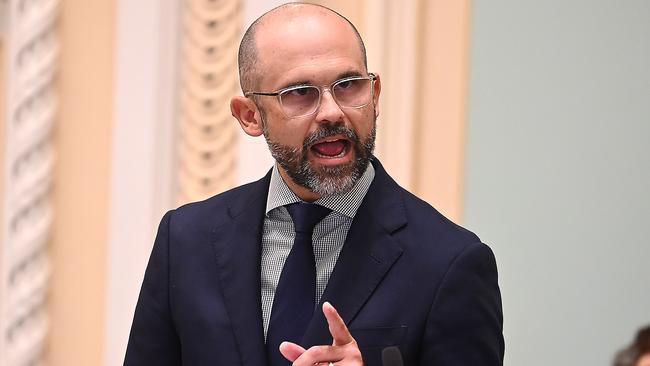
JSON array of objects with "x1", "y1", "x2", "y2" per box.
[{"x1": 253, "y1": 12, "x2": 366, "y2": 88}]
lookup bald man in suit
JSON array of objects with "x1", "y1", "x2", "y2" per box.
[{"x1": 125, "y1": 4, "x2": 504, "y2": 366}]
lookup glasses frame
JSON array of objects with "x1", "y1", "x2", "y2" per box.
[{"x1": 245, "y1": 73, "x2": 377, "y2": 118}]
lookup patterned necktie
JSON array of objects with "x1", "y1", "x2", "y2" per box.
[{"x1": 266, "y1": 203, "x2": 332, "y2": 366}]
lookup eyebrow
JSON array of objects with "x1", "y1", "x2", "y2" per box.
[{"x1": 277, "y1": 70, "x2": 366, "y2": 91}]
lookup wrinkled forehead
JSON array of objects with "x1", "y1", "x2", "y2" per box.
[{"x1": 253, "y1": 12, "x2": 366, "y2": 87}]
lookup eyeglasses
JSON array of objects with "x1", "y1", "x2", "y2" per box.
[{"x1": 245, "y1": 73, "x2": 376, "y2": 118}]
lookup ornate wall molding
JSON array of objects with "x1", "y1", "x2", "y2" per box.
[
  {"x1": 177, "y1": 0, "x2": 242, "y2": 204},
  {"x1": 1, "y1": 0, "x2": 58, "y2": 364}
]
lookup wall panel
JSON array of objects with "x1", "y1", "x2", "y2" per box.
[{"x1": 50, "y1": 0, "x2": 115, "y2": 364}]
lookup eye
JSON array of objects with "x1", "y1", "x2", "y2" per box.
[
  {"x1": 286, "y1": 86, "x2": 312, "y2": 96},
  {"x1": 336, "y1": 79, "x2": 354, "y2": 89},
  {"x1": 280, "y1": 86, "x2": 319, "y2": 108}
]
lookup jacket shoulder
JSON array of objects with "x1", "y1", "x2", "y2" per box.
[
  {"x1": 401, "y1": 187, "x2": 480, "y2": 244},
  {"x1": 168, "y1": 176, "x2": 269, "y2": 230}
]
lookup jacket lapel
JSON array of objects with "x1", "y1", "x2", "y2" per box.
[
  {"x1": 302, "y1": 160, "x2": 407, "y2": 347},
  {"x1": 211, "y1": 173, "x2": 271, "y2": 366}
]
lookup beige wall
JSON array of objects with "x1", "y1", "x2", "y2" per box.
[
  {"x1": 305, "y1": 0, "x2": 365, "y2": 30},
  {"x1": 0, "y1": 40, "x2": 5, "y2": 246},
  {"x1": 48, "y1": 0, "x2": 115, "y2": 364},
  {"x1": 412, "y1": 0, "x2": 470, "y2": 222},
  {"x1": 0, "y1": 46, "x2": 5, "y2": 353}
]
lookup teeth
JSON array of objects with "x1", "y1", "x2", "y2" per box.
[{"x1": 314, "y1": 149, "x2": 346, "y2": 158}]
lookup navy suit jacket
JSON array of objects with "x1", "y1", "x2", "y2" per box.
[{"x1": 124, "y1": 159, "x2": 504, "y2": 365}]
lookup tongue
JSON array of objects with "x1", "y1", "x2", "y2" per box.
[{"x1": 311, "y1": 140, "x2": 346, "y2": 157}]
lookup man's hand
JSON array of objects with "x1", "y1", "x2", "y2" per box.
[{"x1": 279, "y1": 302, "x2": 363, "y2": 365}]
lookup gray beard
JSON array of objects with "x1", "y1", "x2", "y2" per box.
[{"x1": 264, "y1": 121, "x2": 376, "y2": 197}]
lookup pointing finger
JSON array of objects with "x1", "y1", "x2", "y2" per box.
[{"x1": 323, "y1": 302, "x2": 354, "y2": 346}]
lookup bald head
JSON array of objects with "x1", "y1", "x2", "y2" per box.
[{"x1": 237, "y1": 3, "x2": 368, "y2": 93}]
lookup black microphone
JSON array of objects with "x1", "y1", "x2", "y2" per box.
[{"x1": 381, "y1": 346, "x2": 403, "y2": 366}]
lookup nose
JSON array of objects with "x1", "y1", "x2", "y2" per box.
[{"x1": 314, "y1": 89, "x2": 344, "y2": 123}]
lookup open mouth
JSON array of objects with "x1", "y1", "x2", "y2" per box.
[{"x1": 310, "y1": 138, "x2": 351, "y2": 158}]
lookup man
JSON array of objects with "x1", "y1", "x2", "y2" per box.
[{"x1": 125, "y1": 3, "x2": 503, "y2": 366}]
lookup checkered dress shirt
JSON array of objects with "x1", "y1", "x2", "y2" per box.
[{"x1": 261, "y1": 162, "x2": 375, "y2": 337}]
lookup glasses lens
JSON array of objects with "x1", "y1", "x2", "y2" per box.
[
  {"x1": 279, "y1": 86, "x2": 320, "y2": 117},
  {"x1": 333, "y1": 78, "x2": 372, "y2": 108}
]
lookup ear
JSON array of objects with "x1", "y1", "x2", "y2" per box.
[
  {"x1": 371, "y1": 73, "x2": 382, "y2": 118},
  {"x1": 231, "y1": 96, "x2": 264, "y2": 136}
]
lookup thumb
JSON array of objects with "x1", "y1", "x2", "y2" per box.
[{"x1": 279, "y1": 341, "x2": 306, "y2": 362}]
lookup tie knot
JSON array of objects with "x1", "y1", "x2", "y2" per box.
[{"x1": 285, "y1": 203, "x2": 332, "y2": 234}]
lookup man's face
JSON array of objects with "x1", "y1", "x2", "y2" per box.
[{"x1": 252, "y1": 13, "x2": 380, "y2": 198}]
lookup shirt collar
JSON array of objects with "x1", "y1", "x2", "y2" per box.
[{"x1": 265, "y1": 161, "x2": 375, "y2": 219}]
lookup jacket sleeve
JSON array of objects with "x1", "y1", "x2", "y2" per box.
[
  {"x1": 420, "y1": 241, "x2": 505, "y2": 365},
  {"x1": 124, "y1": 211, "x2": 182, "y2": 366}
]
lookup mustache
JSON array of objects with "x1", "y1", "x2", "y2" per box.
[{"x1": 303, "y1": 123, "x2": 359, "y2": 149}]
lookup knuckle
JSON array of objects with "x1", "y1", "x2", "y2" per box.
[
  {"x1": 344, "y1": 342, "x2": 363, "y2": 360},
  {"x1": 307, "y1": 345, "x2": 330, "y2": 359}
]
